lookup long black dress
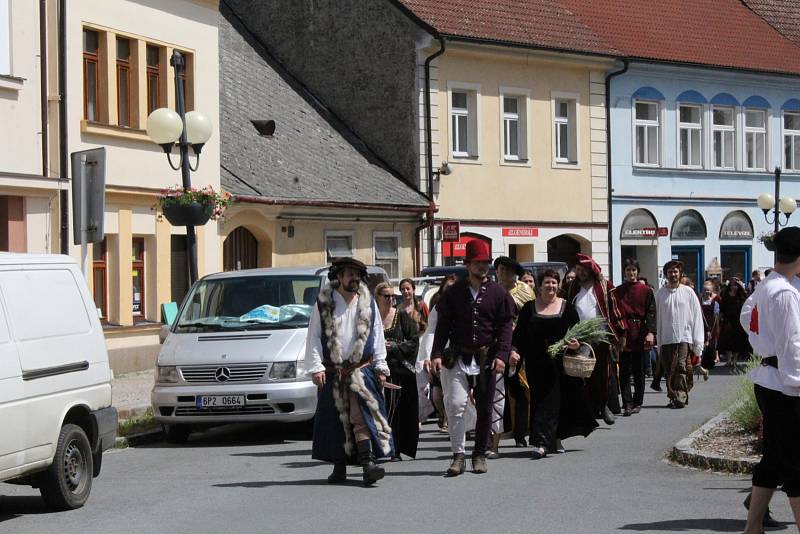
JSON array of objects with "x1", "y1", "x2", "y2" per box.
[
  {"x1": 384, "y1": 309, "x2": 420, "y2": 459},
  {"x1": 513, "y1": 299, "x2": 598, "y2": 451}
]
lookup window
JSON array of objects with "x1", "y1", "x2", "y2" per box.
[
  {"x1": 784, "y1": 112, "x2": 800, "y2": 171},
  {"x1": 634, "y1": 101, "x2": 660, "y2": 166},
  {"x1": 374, "y1": 234, "x2": 399, "y2": 278},
  {"x1": 678, "y1": 104, "x2": 702, "y2": 167},
  {"x1": 116, "y1": 38, "x2": 131, "y2": 127},
  {"x1": 146, "y1": 45, "x2": 161, "y2": 114},
  {"x1": 501, "y1": 92, "x2": 528, "y2": 162},
  {"x1": 325, "y1": 234, "x2": 353, "y2": 261},
  {"x1": 92, "y1": 239, "x2": 107, "y2": 319},
  {"x1": 132, "y1": 238, "x2": 144, "y2": 317},
  {"x1": 744, "y1": 109, "x2": 767, "y2": 170},
  {"x1": 712, "y1": 106, "x2": 735, "y2": 169},
  {"x1": 448, "y1": 84, "x2": 479, "y2": 158},
  {"x1": 83, "y1": 29, "x2": 100, "y2": 121},
  {"x1": 0, "y1": 0, "x2": 10, "y2": 75},
  {"x1": 554, "y1": 100, "x2": 571, "y2": 162},
  {"x1": 551, "y1": 93, "x2": 579, "y2": 165}
]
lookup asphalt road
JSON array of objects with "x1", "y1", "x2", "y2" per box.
[{"x1": 1, "y1": 367, "x2": 797, "y2": 534}]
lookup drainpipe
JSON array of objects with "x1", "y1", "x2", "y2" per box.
[
  {"x1": 423, "y1": 36, "x2": 445, "y2": 268},
  {"x1": 605, "y1": 59, "x2": 629, "y2": 283},
  {"x1": 39, "y1": 0, "x2": 48, "y2": 178},
  {"x1": 57, "y1": 0, "x2": 68, "y2": 254},
  {"x1": 414, "y1": 200, "x2": 437, "y2": 275}
]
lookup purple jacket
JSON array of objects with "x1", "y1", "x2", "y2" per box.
[{"x1": 432, "y1": 278, "x2": 515, "y2": 363}]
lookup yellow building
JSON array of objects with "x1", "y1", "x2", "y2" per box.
[{"x1": 1, "y1": 0, "x2": 221, "y2": 372}]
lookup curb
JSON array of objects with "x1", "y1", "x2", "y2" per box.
[
  {"x1": 115, "y1": 428, "x2": 164, "y2": 449},
  {"x1": 668, "y1": 411, "x2": 758, "y2": 474}
]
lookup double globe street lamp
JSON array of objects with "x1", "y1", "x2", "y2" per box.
[
  {"x1": 757, "y1": 167, "x2": 796, "y2": 258},
  {"x1": 145, "y1": 50, "x2": 213, "y2": 286}
]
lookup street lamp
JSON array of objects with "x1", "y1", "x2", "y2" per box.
[
  {"x1": 757, "y1": 167, "x2": 796, "y2": 257},
  {"x1": 146, "y1": 50, "x2": 213, "y2": 285}
]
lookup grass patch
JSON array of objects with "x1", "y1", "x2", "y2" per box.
[
  {"x1": 721, "y1": 357, "x2": 762, "y2": 433},
  {"x1": 117, "y1": 407, "x2": 159, "y2": 437}
]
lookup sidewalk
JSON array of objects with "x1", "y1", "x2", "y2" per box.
[{"x1": 112, "y1": 369, "x2": 154, "y2": 421}]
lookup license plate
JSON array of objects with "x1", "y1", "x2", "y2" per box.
[{"x1": 195, "y1": 395, "x2": 245, "y2": 408}]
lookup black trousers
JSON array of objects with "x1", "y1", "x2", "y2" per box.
[
  {"x1": 620, "y1": 351, "x2": 646, "y2": 407},
  {"x1": 505, "y1": 370, "x2": 529, "y2": 441},
  {"x1": 753, "y1": 384, "x2": 800, "y2": 497}
]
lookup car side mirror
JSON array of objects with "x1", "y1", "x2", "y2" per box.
[{"x1": 159, "y1": 324, "x2": 171, "y2": 344}]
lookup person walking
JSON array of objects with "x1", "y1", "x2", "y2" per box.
[
  {"x1": 699, "y1": 279, "x2": 721, "y2": 377},
  {"x1": 747, "y1": 270, "x2": 764, "y2": 294},
  {"x1": 654, "y1": 260, "x2": 704, "y2": 409},
  {"x1": 376, "y1": 282, "x2": 420, "y2": 461},
  {"x1": 513, "y1": 269, "x2": 597, "y2": 458},
  {"x1": 398, "y1": 278, "x2": 429, "y2": 332},
  {"x1": 719, "y1": 278, "x2": 750, "y2": 367},
  {"x1": 431, "y1": 240, "x2": 515, "y2": 476},
  {"x1": 562, "y1": 253, "x2": 626, "y2": 425},
  {"x1": 739, "y1": 227, "x2": 800, "y2": 534},
  {"x1": 305, "y1": 257, "x2": 393, "y2": 486},
  {"x1": 615, "y1": 259, "x2": 656, "y2": 416}
]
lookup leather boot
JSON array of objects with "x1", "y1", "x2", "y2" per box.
[
  {"x1": 356, "y1": 440, "x2": 384, "y2": 486},
  {"x1": 602, "y1": 405, "x2": 616, "y2": 425},
  {"x1": 472, "y1": 454, "x2": 488, "y2": 474},
  {"x1": 446, "y1": 453, "x2": 465, "y2": 477},
  {"x1": 327, "y1": 462, "x2": 346, "y2": 484}
]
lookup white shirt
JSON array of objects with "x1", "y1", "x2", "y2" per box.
[
  {"x1": 304, "y1": 290, "x2": 389, "y2": 376},
  {"x1": 655, "y1": 284, "x2": 705, "y2": 356},
  {"x1": 739, "y1": 272, "x2": 800, "y2": 396},
  {"x1": 417, "y1": 307, "x2": 437, "y2": 371},
  {"x1": 574, "y1": 285, "x2": 600, "y2": 322}
]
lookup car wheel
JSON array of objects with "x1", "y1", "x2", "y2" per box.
[
  {"x1": 39, "y1": 424, "x2": 94, "y2": 510},
  {"x1": 164, "y1": 424, "x2": 190, "y2": 444}
]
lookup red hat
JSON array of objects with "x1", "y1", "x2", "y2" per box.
[
  {"x1": 575, "y1": 253, "x2": 602, "y2": 278},
  {"x1": 464, "y1": 240, "x2": 491, "y2": 263}
]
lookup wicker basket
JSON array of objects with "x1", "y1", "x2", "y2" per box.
[{"x1": 562, "y1": 342, "x2": 596, "y2": 378}]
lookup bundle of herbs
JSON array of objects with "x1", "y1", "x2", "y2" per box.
[{"x1": 548, "y1": 316, "x2": 613, "y2": 359}]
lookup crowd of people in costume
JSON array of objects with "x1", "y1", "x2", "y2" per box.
[{"x1": 304, "y1": 243, "x2": 762, "y2": 484}]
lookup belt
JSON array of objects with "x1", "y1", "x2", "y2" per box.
[
  {"x1": 762, "y1": 356, "x2": 778, "y2": 369},
  {"x1": 323, "y1": 357, "x2": 371, "y2": 376}
]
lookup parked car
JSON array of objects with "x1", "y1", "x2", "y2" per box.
[
  {"x1": 152, "y1": 265, "x2": 389, "y2": 443},
  {"x1": 0, "y1": 254, "x2": 117, "y2": 510}
]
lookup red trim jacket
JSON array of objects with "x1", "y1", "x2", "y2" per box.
[{"x1": 562, "y1": 278, "x2": 626, "y2": 341}]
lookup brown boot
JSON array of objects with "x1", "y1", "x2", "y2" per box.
[
  {"x1": 445, "y1": 453, "x2": 465, "y2": 477},
  {"x1": 472, "y1": 454, "x2": 488, "y2": 474}
]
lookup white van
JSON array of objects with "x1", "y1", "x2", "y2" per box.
[
  {"x1": 152, "y1": 265, "x2": 388, "y2": 442},
  {"x1": 0, "y1": 254, "x2": 117, "y2": 510}
]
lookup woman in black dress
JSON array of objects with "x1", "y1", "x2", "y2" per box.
[
  {"x1": 513, "y1": 269, "x2": 598, "y2": 459},
  {"x1": 375, "y1": 282, "x2": 419, "y2": 460},
  {"x1": 718, "y1": 278, "x2": 750, "y2": 367}
]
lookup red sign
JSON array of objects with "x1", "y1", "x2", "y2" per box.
[
  {"x1": 502, "y1": 227, "x2": 539, "y2": 237},
  {"x1": 658, "y1": 227, "x2": 669, "y2": 237},
  {"x1": 441, "y1": 221, "x2": 460, "y2": 242}
]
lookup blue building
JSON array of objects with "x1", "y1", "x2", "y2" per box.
[{"x1": 609, "y1": 63, "x2": 800, "y2": 287}]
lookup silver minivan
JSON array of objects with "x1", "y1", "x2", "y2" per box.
[{"x1": 151, "y1": 265, "x2": 388, "y2": 442}]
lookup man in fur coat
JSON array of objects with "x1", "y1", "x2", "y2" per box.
[{"x1": 305, "y1": 257, "x2": 393, "y2": 486}]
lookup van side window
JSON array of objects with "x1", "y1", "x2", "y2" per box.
[{"x1": 0, "y1": 270, "x2": 91, "y2": 341}]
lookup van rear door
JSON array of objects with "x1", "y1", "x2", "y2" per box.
[{"x1": 0, "y1": 299, "x2": 22, "y2": 476}]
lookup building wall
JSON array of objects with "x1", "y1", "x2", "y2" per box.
[
  {"x1": 609, "y1": 63, "x2": 800, "y2": 284},
  {"x1": 222, "y1": 0, "x2": 430, "y2": 186}
]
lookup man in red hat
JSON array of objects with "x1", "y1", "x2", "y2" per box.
[
  {"x1": 431, "y1": 240, "x2": 515, "y2": 476},
  {"x1": 562, "y1": 253, "x2": 626, "y2": 424}
]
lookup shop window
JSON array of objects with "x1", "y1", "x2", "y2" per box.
[
  {"x1": 719, "y1": 211, "x2": 754, "y2": 240},
  {"x1": 170, "y1": 235, "x2": 189, "y2": 305},
  {"x1": 671, "y1": 210, "x2": 707, "y2": 240},
  {"x1": 92, "y1": 239, "x2": 107, "y2": 319},
  {"x1": 374, "y1": 234, "x2": 399, "y2": 278},
  {"x1": 132, "y1": 237, "x2": 145, "y2": 317}
]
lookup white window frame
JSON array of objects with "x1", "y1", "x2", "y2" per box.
[
  {"x1": 711, "y1": 105, "x2": 736, "y2": 170},
  {"x1": 783, "y1": 110, "x2": 800, "y2": 172},
  {"x1": 324, "y1": 230, "x2": 354, "y2": 262},
  {"x1": 551, "y1": 91, "x2": 580, "y2": 168},
  {"x1": 0, "y1": 0, "x2": 9, "y2": 76},
  {"x1": 743, "y1": 107, "x2": 768, "y2": 171},
  {"x1": 632, "y1": 99, "x2": 661, "y2": 167},
  {"x1": 677, "y1": 103, "x2": 703, "y2": 169},
  {"x1": 373, "y1": 231, "x2": 401, "y2": 279},
  {"x1": 499, "y1": 87, "x2": 530, "y2": 165},
  {"x1": 447, "y1": 81, "x2": 481, "y2": 161}
]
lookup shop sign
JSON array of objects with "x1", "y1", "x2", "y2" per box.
[
  {"x1": 441, "y1": 221, "x2": 460, "y2": 242},
  {"x1": 502, "y1": 227, "x2": 538, "y2": 237},
  {"x1": 720, "y1": 229, "x2": 753, "y2": 239},
  {"x1": 658, "y1": 227, "x2": 669, "y2": 237},
  {"x1": 621, "y1": 227, "x2": 657, "y2": 238}
]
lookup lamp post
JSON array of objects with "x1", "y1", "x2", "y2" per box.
[
  {"x1": 757, "y1": 166, "x2": 797, "y2": 259},
  {"x1": 146, "y1": 50, "x2": 213, "y2": 285}
]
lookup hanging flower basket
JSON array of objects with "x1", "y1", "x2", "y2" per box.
[
  {"x1": 156, "y1": 185, "x2": 233, "y2": 226},
  {"x1": 758, "y1": 231, "x2": 776, "y2": 251}
]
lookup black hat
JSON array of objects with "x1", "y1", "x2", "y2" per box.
[
  {"x1": 493, "y1": 256, "x2": 524, "y2": 277},
  {"x1": 773, "y1": 227, "x2": 800, "y2": 258},
  {"x1": 328, "y1": 257, "x2": 367, "y2": 280}
]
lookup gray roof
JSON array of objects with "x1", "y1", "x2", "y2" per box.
[{"x1": 219, "y1": 6, "x2": 429, "y2": 208}]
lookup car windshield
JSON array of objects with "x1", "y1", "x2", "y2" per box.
[{"x1": 175, "y1": 275, "x2": 321, "y2": 333}]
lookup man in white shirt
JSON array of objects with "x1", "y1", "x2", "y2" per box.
[
  {"x1": 654, "y1": 260, "x2": 704, "y2": 409},
  {"x1": 305, "y1": 257, "x2": 392, "y2": 486},
  {"x1": 739, "y1": 227, "x2": 800, "y2": 533}
]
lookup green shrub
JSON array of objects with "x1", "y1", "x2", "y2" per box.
[{"x1": 722, "y1": 357, "x2": 762, "y2": 433}]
